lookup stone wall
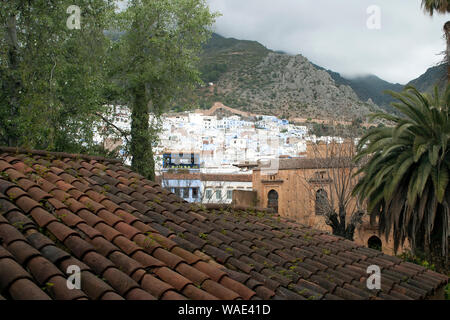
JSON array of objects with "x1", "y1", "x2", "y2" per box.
[{"x1": 232, "y1": 190, "x2": 257, "y2": 208}]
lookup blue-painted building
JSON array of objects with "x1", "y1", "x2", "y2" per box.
[
  {"x1": 162, "y1": 152, "x2": 200, "y2": 170},
  {"x1": 162, "y1": 178, "x2": 202, "y2": 203}
]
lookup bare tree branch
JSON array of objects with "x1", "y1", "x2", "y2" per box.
[{"x1": 95, "y1": 111, "x2": 131, "y2": 145}]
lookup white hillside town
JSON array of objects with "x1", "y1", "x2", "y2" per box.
[{"x1": 95, "y1": 104, "x2": 345, "y2": 203}]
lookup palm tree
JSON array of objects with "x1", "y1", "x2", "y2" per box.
[
  {"x1": 421, "y1": 0, "x2": 450, "y2": 81},
  {"x1": 353, "y1": 85, "x2": 449, "y2": 269}
]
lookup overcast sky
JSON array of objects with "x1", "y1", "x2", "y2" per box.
[{"x1": 206, "y1": 0, "x2": 449, "y2": 84}]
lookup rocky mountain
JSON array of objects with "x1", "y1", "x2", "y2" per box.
[
  {"x1": 195, "y1": 34, "x2": 379, "y2": 121},
  {"x1": 194, "y1": 33, "x2": 448, "y2": 121},
  {"x1": 407, "y1": 63, "x2": 446, "y2": 93},
  {"x1": 316, "y1": 68, "x2": 403, "y2": 113}
]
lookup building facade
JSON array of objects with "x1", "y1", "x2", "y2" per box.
[
  {"x1": 251, "y1": 156, "x2": 410, "y2": 256},
  {"x1": 157, "y1": 173, "x2": 252, "y2": 204}
]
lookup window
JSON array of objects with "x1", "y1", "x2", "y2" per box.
[
  {"x1": 205, "y1": 189, "x2": 212, "y2": 199},
  {"x1": 216, "y1": 190, "x2": 222, "y2": 200},
  {"x1": 192, "y1": 187, "x2": 199, "y2": 199},
  {"x1": 312, "y1": 171, "x2": 327, "y2": 180},
  {"x1": 182, "y1": 188, "x2": 190, "y2": 199},
  {"x1": 315, "y1": 189, "x2": 328, "y2": 215},
  {"x1": 174, "y1": 188, "x2": 181, "y2": 197},
  {"x1": 268, "y1": 190, "x2": 279, "y2": 213},
  {"x1": 227, "y1": 190, "x2": 233, "y2": 200}
]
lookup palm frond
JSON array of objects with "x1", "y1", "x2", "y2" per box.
[{"x1": 353, "y1": 84, "x2": 450, "y2": 261}]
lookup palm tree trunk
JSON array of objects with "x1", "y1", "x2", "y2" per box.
[{"x1": 445, "y1": 21, "x2": 450, "y2": 82}]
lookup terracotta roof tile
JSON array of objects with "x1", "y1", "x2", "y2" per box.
[
  {"x1": 8, "y1": 278, "x2": 51, "y2": 300},
  {"x1": 276, "y1": 286, "x2": 308, "y2": 300},
  {"x1": 254, "y1": 285, "x2": 276, "y2": 299},
  {"x1": 27, "y1": 256, "x2": 66, "y2": 286},
  {"x1": 64, "y1": 235, "x2": 96, "y2": 259},
  {"x1": 171, "y1": 246, "x2": 202, "y2": 265},
  {"x1": 333, "y1": 287, "x2": 365, "y2": 300},
  {"x1": 109, "y1": 251, "x2": 144, "y2": 277},
  {"x1": 249, "y1": 271, "x2": 281, "y2": 291},
  {"x1": 181, "y1": 233, "x2": 208, "y2": 250},
  {"x1": 201, "y1": 279, "x2": 240, "y2": 300},
  {"x1": 45, "y1": 275, "x2": 88, "y2": 300},
  {"x1": 0, "y1": 198, "x2": 20, "y2": 216},
  {"x1": 95, "y1": 222, "x2": 122, "y2": 242},
  {"x1": 113, "y1": 235, "x2": 143, "y2": 256},
  {"x1": 175, "y1": 262, "x2": 209, "y2": 286},
  {"x1": 39, "y1": 246, "x2": 71, "y2": 266},
  {"x1": 87, "y1": 236, "x2": 118, "y2": 257},
  {"x1": 4, "y1": 211, "x2": 35, "y2": 232},
  {"x1": 115, "y1": 221, "x2": 142, "y2": 240},
  {"x1": 133, "y1": 233, "x2": 162, "y2": 254},
  {"x1": 125, "y1": 287, "x2": 156, "y2": 300},
  {"x1": 131, "y1": 250, "x2": 164, "y2": 269},
  {"x1": 220, "y1": 275, "x2": 256, "y2": 300},
  {"x1": 46, "y1": 221, "x2": 79, "y2": 242},
  {"x1": 0, "y1": 257, "x2": 32, "y2": 291},
  {"x1": 0, "y1": 223, "x2": 28, "y2": 245},
  {"x1": 153, "y1": 248, "x2": 184, "y2": 269},
  {"x1": 181, "y1": 284, "x2": 218, "y2": 300},
  {"x1": 153, "y1": 267, "x2": 192, "y2": 292},
  {"x1": 83, "y1": 251, "x2": 115, "y2": 276},
  {"x1": 14, "y1": 195, "x2": 41, "y2": 213},
  {"x1": 140, "y1": 273, "x2": 174, "y2": 298},
  {"x1": 388, "y1": 289, "x2": 415, "y2": 300},
  {"x1": 27, "y1": 186, "x2": 51, "y2": 203},
  {"x1": 102, "y1": 267, "x2": 140, "y2": 296},
  {"x1": 26, "y1": 231, "x2": 54, "y2": 251},
  {"x1": 78, "y1": 270, "x2": 118, "y2": 299},
  {"x1": 0, "y1": 160, "x2": 14, "y2": 172},
  {"x1": 392, "y1": 283, "x2": 426, "y2": 299},
  {"x1": 172, "y1": 236, "x2": 199, "y2": 253},
  {"x1": 28, "y1": 208, "x2": 58, "y2": 229},
  {"x1": 193, "y1": 261, "x2": 227, "y2": 282},
  {"x1": 75, "y1": 222, "x2": 102, "y2": 239},
  {"x1": 6, "y1": 240, "x2": 41, "y2": 265}
]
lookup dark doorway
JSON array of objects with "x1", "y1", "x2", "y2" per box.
[
  {"x1": 315, "y1": 189, "x2": 328, "y2": 215},
  {"x1": 368, "y1": 236, "x2": 382, "y2": 251},
  {"x1": 267, "y1": 190, "x2": 279, "y2": 213}
]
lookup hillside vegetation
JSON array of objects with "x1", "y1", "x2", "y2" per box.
[
  {"x1": 195, "y1": 34, "x2": 378, "y2": 121},
  {"x1": 407, "y1": 63, "x2": 446, "y2": 93}
]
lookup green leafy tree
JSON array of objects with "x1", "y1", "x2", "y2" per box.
[
  {"x1": 421, "y1": 0, "x2": 450, "y2": 81},
  {"x1": 0, "y1": 0, "x2": 114, "y2": 152},
  {"x1": 111, "y1": 0, "x2": 217, "y2": 180},
  {"x1": 353, "y1": 85, "x2": 449, "y2": 270}
]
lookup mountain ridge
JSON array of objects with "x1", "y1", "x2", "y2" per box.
[
  {"x1": 193, "y1": 33, "x2": 446, "y2": 120},
  {"x1": 195, "y1": 33, "x2": 378, "y2": 121}
]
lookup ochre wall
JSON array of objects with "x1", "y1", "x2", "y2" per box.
[
  {"x1": 232, "y1": 190, "x2": 257, "y2": 208},
  {"x1": 253, "y1": 167, "x2": 410, "y2": 256},
  {"x1": 253, "y1": 167, "x2": 334, "y2": 232}
]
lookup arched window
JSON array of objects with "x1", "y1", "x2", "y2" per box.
[
  {"x1": 267, "y1": 190, "x2": 278, "y2": 213},
  {"x1": 368, "y1": 236, "x2": 382, "y2": 251},
  {"x1": 315, "y1": 189, "x2": 328, "y2": 215}
]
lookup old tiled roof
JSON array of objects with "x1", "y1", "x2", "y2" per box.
[
  {"x1": 0, "y1": 147, "x2": 448, "y2": 300},
  {"x1": 158, "y1": 173, "x2": 252, "y2": 182},
  {"x1": 255, "y1": 157, "x2": 355, "y2": 171}
]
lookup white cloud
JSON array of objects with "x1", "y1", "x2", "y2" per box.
[{"x1": 207, "y1": 0, "x2": 449, "y2": 84}]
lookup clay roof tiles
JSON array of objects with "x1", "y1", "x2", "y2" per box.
[{"x1": 0, "y1": 147, "x2": 447, "y2": 300}]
